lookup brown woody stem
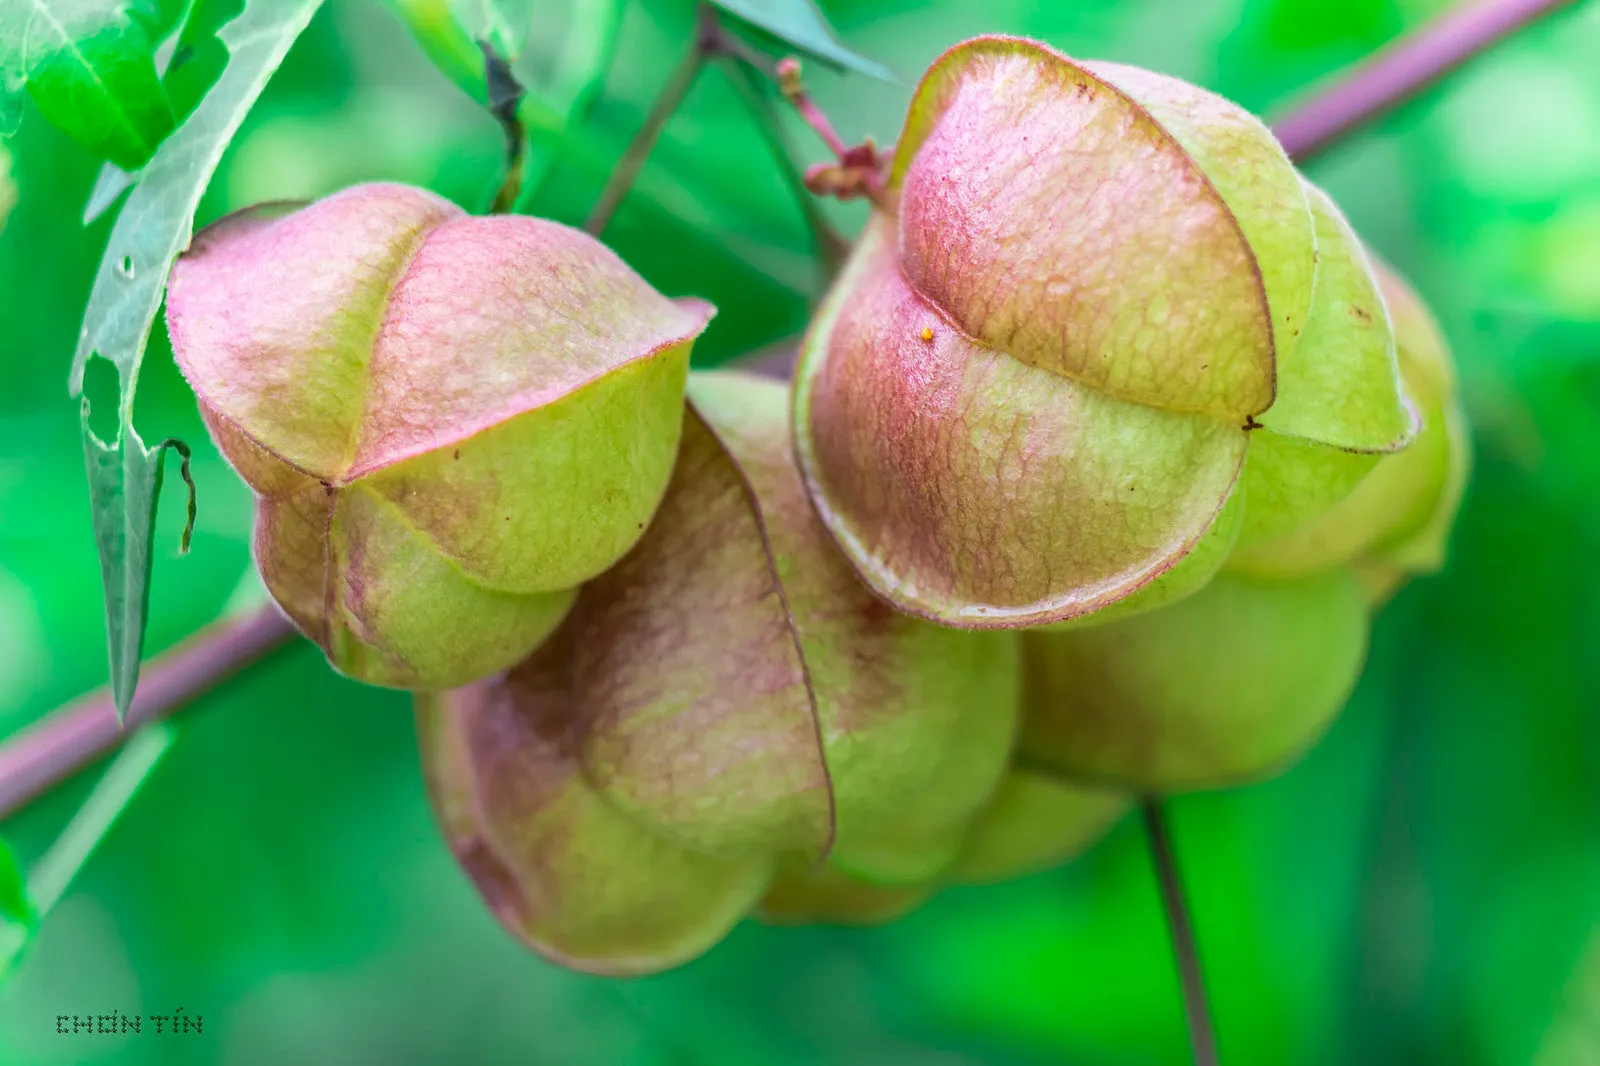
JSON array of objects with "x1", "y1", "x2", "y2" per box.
[{"x1": 0, "y1": 0, "x2": 1579, "y2": 821}]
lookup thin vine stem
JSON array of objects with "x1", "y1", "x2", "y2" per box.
[
  {"x1": 1143, "y1": 797, "x2": 1220, "y2": 1066},
  {"x1": 584, "y1": 4, "x2": 724, "y2": 236},
  {"x1": 716, "y1": 56, "x2": 851, "y2": 274},
  {"x1": 0, "y1": 0, "x2": 1582, "y2": 823}
]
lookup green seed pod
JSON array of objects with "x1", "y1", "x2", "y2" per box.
[
  {"x1": 1014, "y1": 255, "x2": 1462, "y2": 790},
  {"x1": 949, "y1": 767, "x2": 1129, "y2": 885},
  {"x1": 1229, "y1": 261, "x2": 1469, "y2": 586},
  {"x1": 416, "y1": 679, "x2": 770, "y2": 977},
  {"x1": 1018, "y1": 568, "x2": 1369, "y2": 791},
  {"x1": 417, "y1": 372, "x2": 1018, "y2": 973},
  {"x1": 758, "y1": 859, "x2": 934, "y2": 927},
  {"x1": 683, "y1": 374, "x2": 1022, "y2": 885},
  {"x1": 793, "y1": 37, "x2": 1413, "y2": 628},
  {"x1": 165, "y1": 183, "x2": 712, "y2": 689},
  {"x1": 1355, "y1": 265, "x2": 1472, "y2": 581}
]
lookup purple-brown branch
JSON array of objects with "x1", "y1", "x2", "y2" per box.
[
  {"x1": 1272, "y1": 0, "x2": 1583, "y2": 161},
  {"x1": 0, "y1": 0, "x2": 1583, "y2": 824},
  {"x1": 0, "y1": 608, "x2": 293, "y2": 820}
]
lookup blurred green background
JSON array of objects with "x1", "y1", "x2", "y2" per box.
[{"x1": 3, "y1": 0, "x2": 1600, "y2": 1062}]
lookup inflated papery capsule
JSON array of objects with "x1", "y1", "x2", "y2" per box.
[
  {"x1": 949, "y1": 768, "x2": 1129, "y2": 885},
  {"x1": 681, "y1": 374, "x2": 1022, "y2": 885},
  {"x1": 1016, "y1": 261, "x2": 1465, "y2": 790},
  {"x1": 1019, "y1": 569, "x2": 1369, "y2": 790},
  {"x1": 416, "y1": 371, "x2": 1018, "y2": 974},
  {"x1": 1329, "y1": 264, "x2": 1471, "y2": 607},
  {"x1": 759, "y1": 859, "x2": 934, "y2": 927},
  {"x1": 165, "y1": 183, "x2": 712, "y2": 689},
  {"x1": 1227, "y1": 245, "x2": 1469, "y2": 581},
  {"x1": 793, "y1": 37, "x2": 1416, "y2": 628},
  {"x1": 758, "y1": 766, "x2": 1128, "y2": 925},
  {"x1": 416, "y1": 678, "x2": 771, "y2": 976}
]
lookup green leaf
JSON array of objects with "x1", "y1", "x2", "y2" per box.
[
  {"x1": 386, "y1": 0, "x2": 618, "y2": 212},
  {"x1": 383, "y1": 0, "x2": 487, "y2": 102},
  {"x1": 81, "y1": 424, "x2": 195, "y2": 722},
  {"x1": 2, "y1": 724, "x2": 175, "y2": 980},
  {"x1": 158, "y1": 0, "x2": 244, "y2": 125},
  {"x1": 709, "y1": 0, "x2": 892, "y2": 81},
  {"x1": 83, "y1": 0, "x2": 242, "y2": 224},
  {"x1": 83, "y1": 161, "x2": 135, "y2": 224},
  {"x1": 68, "y1": 0, "x2": 325, "y2": 722},
  {"x1": 0, "y1": 0, "x2": 175, "y2": 168}
]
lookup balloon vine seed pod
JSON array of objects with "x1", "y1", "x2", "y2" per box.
[
  {"x1": 793, "y1": 36, "x2": 1419, "y2": 630},
  {"x1": 166, "y1": 182, "x2": 713, "y2": 690},
  {"x1": 418, "y1": 372, "x2": 1021, "y2": 974},
  {"x1": 1016, "y1": 254, "x2": 1469, "y2": 791}
]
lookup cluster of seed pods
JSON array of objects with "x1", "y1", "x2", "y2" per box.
[{"x1": 166, "y1": 36, "x2": 1467, "y2": 975}]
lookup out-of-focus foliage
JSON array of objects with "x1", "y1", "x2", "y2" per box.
[{"x1": 0, "y1": 0, "x2": 1597, "y2": 1063}]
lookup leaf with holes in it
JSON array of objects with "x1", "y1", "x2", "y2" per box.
[
  {"x1": 710, "y1": 0, "x2": 891, "y2": 81},
  {"x1": 68, "y1": 0, "x2": 325, "y2": 722},
  {"x1": 0, "y1": 0, "x2": 174, "y2": 168}
]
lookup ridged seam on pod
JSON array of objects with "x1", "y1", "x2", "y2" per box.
[
  {"x1": 415, "y1": 680, "x2": 772, "y2": 978},
  {"x1": 165, "y1": 182, "x2": 714, "y2": 690},
  {"x1": 1359, "y1": 264, "x2": 1471, "y2": 574},
  {"x1": 687, "y1": 373, "x2": 1021, "y2": 885},
  {"x1": 792, "y1": 36, "x2": 1413, "y2": 629},
  {"x1": 417, "y1": 372, "x2": 1020, "y2": 974},
  {"x1": 1225, "y1": 181, "x2": 1427, "y2": 576},
  {"x1": 1227, "y1": 257, "x2": 1468, "y2": 580}
]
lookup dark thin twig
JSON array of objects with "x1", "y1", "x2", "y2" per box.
[
  {"x1": 1272, "y1": 0, "x2": 1583, "y2": 162},
  {"x1": 482, "y1": 41, "x2": 530, "y2": 215},
  {"x1": 1143, "y1": 798, "x2": 1220, "y2": 1066},
  {"x1": 0, "y1": 0, "x2": 1580, "y2": 822},
  {"x1": 584, "y1": 4, "x2": 723, "y2": 236}
]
